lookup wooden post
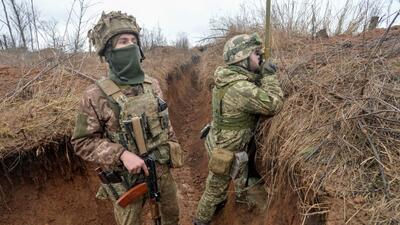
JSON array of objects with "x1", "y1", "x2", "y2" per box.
[{"x1": 264, "y1": 0, "x2": 272, "y2": 60}]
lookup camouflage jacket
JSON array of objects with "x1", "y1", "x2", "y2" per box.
[
  {"x1": 71, "y1": 75, "x2": 176, "y2": 168},
  {"x1": 205, "y1": 65, "x2": 283, "y2": 153}
]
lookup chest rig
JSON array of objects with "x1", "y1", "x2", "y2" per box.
[{"x1": 96, "y1": 77, "x2": 169, "y2": 156}]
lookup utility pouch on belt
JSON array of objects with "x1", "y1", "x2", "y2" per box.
[
  {"x1": 208, "y1": 148, "x2": 234, "y2": 176},
  {"x1": 168, "y1": 141, "x2": 183, "y2": 168},
  {"x1": 230, "y1": 151, "x2": 249, "y2": 179}
]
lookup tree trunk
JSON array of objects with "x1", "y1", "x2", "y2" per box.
[
  {"x1": 1, "y1": 0, "x2": 15, "y2": 47},
  {"x1": 73, "y1": 0, "x2": 86, "y2": 53},
  {"x1": 28, "y1": 13, "x2": 34, "y2": 50},
  {"x1": 311, "y1": 2, "x2": 316, "y2": 40},
  {"x1": 368, "y1": 16, "x2": 379, "y2": 30},
  {"x1": 3, "y1": 35, "x2": 8, "y2": 49},
  {"x1": 30, "y1": 0, "x2": 39, "y2": 50},
  {"x1": 9, "y1": 0, "x2": 27, "y2": 48},
  {"x1": 88, "y1": 40, "x2": 92, "y2": 54}
]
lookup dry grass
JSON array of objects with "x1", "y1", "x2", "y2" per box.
[
  {"x1": 0, "y1": 59, "x2": 90, "y2": 158},
  {"x1": 0, "y1": 47, "x2": 194, "y2": 158},
  {"x1": 258, "y1": 26, "x2": 400, "y2": 224}
]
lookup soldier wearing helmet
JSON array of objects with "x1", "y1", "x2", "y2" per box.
[
  {"x1": 72, "y1": 11, "x2": 181, "y2": 225},
  {"x1": 194, "y1": 33, "x2": 284, "y2": 225}
]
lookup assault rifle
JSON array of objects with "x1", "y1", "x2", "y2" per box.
[
  {"x1": 116, "y1": 157, "x2": 161, "y2": 225},
  {"x1": 119, "y1": 114, "x2": 161, "y2": 225}
]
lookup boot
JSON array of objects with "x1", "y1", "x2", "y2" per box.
[
  {"x1": 235, "y1": 192, "x2": 255, "y2": 208},
  {"x1": 215, "y1": 198, "x2": 227, "y2": 214},
  {"x1": 193, "y1": 218, "x2": 210, "y2": 225}
]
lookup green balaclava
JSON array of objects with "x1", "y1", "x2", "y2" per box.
[{"x1": 105, "y1": 43, "x2": 145, "y2": 85}]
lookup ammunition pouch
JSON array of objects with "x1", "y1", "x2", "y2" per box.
[
  {"x1": 168, "y1": 141, "x2": 183, "y2": 168},
  {"x1": 208, "y1": 148, "x2": 234, "y2": 176}
]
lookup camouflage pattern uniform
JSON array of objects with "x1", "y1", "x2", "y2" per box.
[
  {"x1": 195, "y1": 33, "x2": 284, "y2": 224},
  {"x1": 72, "y1": 11, "x2": 180, "y2": 225}
]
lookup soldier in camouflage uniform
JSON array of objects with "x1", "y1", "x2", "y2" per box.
[
  {"x1": 71, "y1": 11, "x2": 181, "y2": 225},
  {"x1": 194, "y1": 33, "x2": 284, "y2": 225}
]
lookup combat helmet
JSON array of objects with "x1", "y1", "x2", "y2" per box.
[
  {"x1": 223, "y1": 33, "x2": 263, "y2": 65},
  {"x1": 88, "y1": 11, "x2": 143, "y2": 57}
]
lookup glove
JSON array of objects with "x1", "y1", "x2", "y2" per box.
[{"x1": 261, "y1": 60, "x2": 277, "y2": 75}]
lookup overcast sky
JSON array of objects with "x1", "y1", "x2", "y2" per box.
[
  {"x1": 34, "y1": 0, "x2": 248, "y2": 44},
  {"x1": 24, "y1": 0, "x2": 400, "y2": 46}
]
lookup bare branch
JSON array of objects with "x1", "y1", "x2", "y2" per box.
[{"x1": 0, "y1": 0, "x2": 15, "y2": 47}]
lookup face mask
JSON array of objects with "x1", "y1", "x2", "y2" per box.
[{"x1": 105, "y1": 44, "x2": 145, "y2": 85}]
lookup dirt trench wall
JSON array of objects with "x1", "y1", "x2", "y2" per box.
[{"x1": 0, "y1": 143, "x2": 115, "y2": 225}]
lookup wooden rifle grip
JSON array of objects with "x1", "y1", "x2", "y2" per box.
[{"x1": 116, "y1": 183, "x2": 148, "y2": 208}]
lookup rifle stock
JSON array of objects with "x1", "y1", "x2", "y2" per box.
[{"x1": 116, "y1": 182, "x2": 148, "y2": 208}]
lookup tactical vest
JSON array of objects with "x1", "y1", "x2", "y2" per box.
[
  {"x1": 212, "y1": 72, "x2": 257, "y2": 131},
  {"x1": 96, "y1": 77, "x2": 169, "y2": 156}
]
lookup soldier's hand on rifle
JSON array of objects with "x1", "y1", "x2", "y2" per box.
[
  {"x1": 120, "y1": 150, "x2": 149, "y2": 176},
  {"x1": 261, "y1": 59, "x2": 277, "y2": 75}
]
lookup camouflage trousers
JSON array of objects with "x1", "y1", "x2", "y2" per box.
[
  {"x1": 97, "y1": 164, "x2": 179, "y2": 225},
  {"x1": 195, "y1": 171, "x2": 230, "y2": 223},
  {"x1": 195, "y1": 170, "x2": 250, "y2": 224},
  {"x1": 195, "y1": 147, "x2": 249, "y2": 224}
]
